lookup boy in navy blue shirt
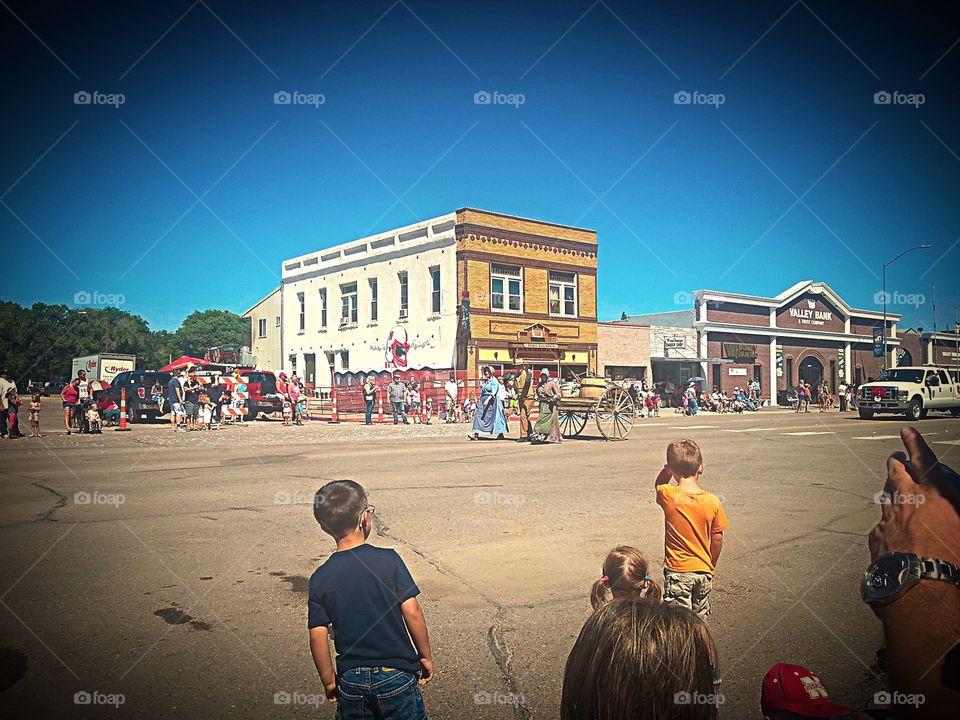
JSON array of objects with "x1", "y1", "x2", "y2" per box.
[{"x1": 309, "y1": 480, "x2": 433, "y2": 719}]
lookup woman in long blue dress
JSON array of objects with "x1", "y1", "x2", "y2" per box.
[{"x1": 469, "y1": 366, "x2": 507, "y2": 440}]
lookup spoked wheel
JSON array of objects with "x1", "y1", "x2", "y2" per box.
[
  {"x1": 559, "y1": 410, "x2": 588, "y2": 438},
  {"x1": 594, "y1": 387, "x2": 636, "y2": 440}
]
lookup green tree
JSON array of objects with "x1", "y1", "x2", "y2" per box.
[{"x1": 173, "y1": 310, "x2": 249, "y2": 358}]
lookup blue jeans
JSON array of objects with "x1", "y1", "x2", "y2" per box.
[
  {"x1": 336, "y1": 668, "x2": 426, "y2": 720},
  {"x1": 688, "y1": 398, "x2": 698, "y2": 416},
  {"x1": 365, "y1": 399, "x2": 374, "y2": 425},
  {"x1": 392, "y1": 401, "x2": 408, "y2": 424}
]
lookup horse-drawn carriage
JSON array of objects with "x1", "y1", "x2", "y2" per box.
[{"x1": 556, "y1": 376, "x2": 637, "y2": 441}]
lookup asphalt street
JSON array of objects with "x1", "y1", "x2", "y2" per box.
[{"x1": 1, "y1": 406, "x2": 958, "y2": 718}]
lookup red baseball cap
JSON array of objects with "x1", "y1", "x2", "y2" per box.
[{"x1": 761, "y1": 663, "x2": 856, "y2": 718}]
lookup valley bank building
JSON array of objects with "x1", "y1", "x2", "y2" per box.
[{"x1": 693, "y1": 281, "x2": 901, "y2": 403}]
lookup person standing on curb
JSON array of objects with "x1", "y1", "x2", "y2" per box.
[{"x1": 388, "y1": 373, "x2": 409, "y2": 425}]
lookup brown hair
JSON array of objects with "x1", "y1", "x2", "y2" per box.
[
  {"x1": 591, "y1": 546, "x2": 661, "y2": 611},
  {"x1": 313, "y1": 480, "x2": 367, "y2": 539},
  {"x1": 561, "y1": 599, "x2": 718, "y2": 720},
  {"x1": 666, "y1": 439, "x2": 703, "y2": 478}
]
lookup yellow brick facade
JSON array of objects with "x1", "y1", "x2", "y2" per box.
[{"x1": 454, "y1": 208, "x2": 598, "y2": 378}]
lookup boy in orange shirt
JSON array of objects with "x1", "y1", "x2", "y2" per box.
[{"x1": 655, "y1": 439, "x2": 730, "y2": 618}]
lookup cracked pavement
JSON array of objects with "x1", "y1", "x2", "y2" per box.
[{"x1": 1, "y1": 412, "x2": 958, "y2": 718}]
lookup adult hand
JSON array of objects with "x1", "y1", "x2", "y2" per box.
[{"x1": 869, "y1": 427, "x2": 960, "y2": 565}]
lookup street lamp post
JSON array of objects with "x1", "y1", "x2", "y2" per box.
[{"x1": 881, "y1": 244, "x2": 931, "y2": 370}]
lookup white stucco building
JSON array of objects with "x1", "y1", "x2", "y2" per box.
[{"x1": 280, "y1": 213, "x2": 459, "y2": 387}]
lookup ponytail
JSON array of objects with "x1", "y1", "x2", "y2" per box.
[{"x1": 590, "y1": 577, "x2": 609, "y2": 611}]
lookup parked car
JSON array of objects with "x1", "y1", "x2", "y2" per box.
[
  {"x1": 104, "y1": 371, "x2": 172, "y2": 422},
  {"x1": 39, "y1": 381, "x2": 66, "y2": 397}
]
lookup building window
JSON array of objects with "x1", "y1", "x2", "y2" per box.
[
  {"x1": 786, "y1": 357, "x2": 794, "y2": 385},
  {"x1": 340, "y1": 350, "x2": 349, "y2": 370},
  {"x1": 319, "y1": 289, "x2": 327, "y2": 329},
  {"x1": 340, "y1": 282, "x2": 358, "y2": 326},
  {"x1": 549, "y1": 271, "x2": 577, "y2": 316},
  {"x1": 258, "y1": 318, "x2": 267, "y2": 338},
  {"x1": 275, "y1": 315, "x2": 281, "y2": 327},
  {"x1": 369, "y1": 278, "x2": 378, "y2": 322},
  {"x1": 491, "y1": 263, "x2": 522, "y2": 313},
  {"x1": 430, "y1": 266, "x2": 441, "y2": 314},
  {"x1": 297, "y1": 292, "x2": 305, "y2": 331},
  {"x1": 398, "y1": 271, "x2": 409, "y2": 318}
]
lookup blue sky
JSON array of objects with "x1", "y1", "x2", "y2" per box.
[{"x1": 2, "y1": 0, "x2": 958, "y2": 331}]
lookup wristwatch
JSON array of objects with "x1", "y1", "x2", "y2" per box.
[{"x1": 861, "y1": 552, "x2": 960, "y2": 606}]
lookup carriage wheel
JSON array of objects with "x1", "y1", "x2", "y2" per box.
[
  {"x1": 594, "y1": 387, "x2": 635, "y2": 440},
  {"x1": 559, "y1": 410, "x2": 588, "y2": 438}
]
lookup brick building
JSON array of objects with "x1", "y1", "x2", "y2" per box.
[
  {"x1": 597, "y1": 322, "x2": 650, "y2": 382},
  {"x1": 456, "y1": 208, "x2": 598, "y2": 377},
  {"x1": 693, "y1": 281, "x2": 901, "y2": 403}
]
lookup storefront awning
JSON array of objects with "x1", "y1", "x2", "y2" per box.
[{"x1": 652, "y1": 357, "x2": 733, "y2": 364}]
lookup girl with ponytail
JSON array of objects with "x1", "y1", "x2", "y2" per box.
[{"x1": 590, "y1": 545, "x2": 661, "y2": 611}]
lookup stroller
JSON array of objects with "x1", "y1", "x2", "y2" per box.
[{"x1": 78, "y1": 397, "x2": 97, "y2": 433}]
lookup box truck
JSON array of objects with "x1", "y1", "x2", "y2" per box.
[{"x1": 71, "y1": 354, "x2": 137, "y2": 384}]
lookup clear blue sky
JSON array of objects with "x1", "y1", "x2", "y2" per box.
[{"x1": 2, "y1": 0, "x2": 958, "y2": 331}]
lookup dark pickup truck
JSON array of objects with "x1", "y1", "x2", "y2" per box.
[{"x1": 103, "y1": 371, "x2": 172, "y2": 422}]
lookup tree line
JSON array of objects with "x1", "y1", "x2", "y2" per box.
[{"x1": 0, "y1": 301, "x2": 250, "y2": 383}]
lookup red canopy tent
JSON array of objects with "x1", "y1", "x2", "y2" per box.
[{"x1": 159, "y1": 355, "x2": 210, "y2": 372}]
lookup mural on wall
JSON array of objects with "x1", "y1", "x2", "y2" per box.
[{"x1": 384, "y1": 326, "x2": 410, "y2": 368}]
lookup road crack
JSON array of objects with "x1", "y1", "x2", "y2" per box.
[{"x1": 31, "y1": 482, "x2": 68, "y2": 522}]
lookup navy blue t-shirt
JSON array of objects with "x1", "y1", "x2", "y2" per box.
[
  {"x1": 167, "y1": 377, "x2": 181, "y2": 404},
  {"x1": 308, "y1": 544, "x2": 420, "y2": 674}
]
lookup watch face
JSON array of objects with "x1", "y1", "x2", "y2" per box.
[{"x1": 864, "y1": 554, "x2": 909, "y2": 601}]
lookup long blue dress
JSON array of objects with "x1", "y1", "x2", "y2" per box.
[{"x1": 472, "y1": 377, "x2": 508, "y2": 436}]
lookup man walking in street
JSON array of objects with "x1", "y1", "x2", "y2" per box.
[
  {"x1": 444, "y1": 372, "x2": 460, "y2": 423},
  {"x1": 685, "y1": 382, "x2": 699, "y2": 416},
  {"x1": 388, "y1": 372, "x2": 409, "y2": 425},
  {"x1": 167, "y1": 370, "x2": 185, "y2": 432},
  {"x1": 515, "y1": 362, "x2": 533, "y2": 441},
  {"x1": 837, "y1": 380, "x2": 848, "y2": 412}
]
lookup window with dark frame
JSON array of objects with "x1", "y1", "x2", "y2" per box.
[
  {"x1": 319, "y1": 288, "x2": 327, "y2": 329},
  {"x1": 369, "y1": 278, "x2": 378, "y2": 322},
  {"x1": 258, "y1": 318, "x2": 267, "y2": 338},
  {"x1": 398, "y1": 271, "x2": 408, "y2": 317},
  {"x1": 297, "y1": 292, "x2": 305, "y2": 331},
  {"x1": 340, "y1": 282, "x2": 358, "y2": 325},
  {"x1": 430, "y1": 266, "x2": 441, "y2": 314}
]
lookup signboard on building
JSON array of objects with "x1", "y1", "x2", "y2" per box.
[
  {"x1": 664, "y1": 337, "x2": 685, "y2": 349},
  {"x1": 787, "y1": 297, "x2": 834, "y2": 327},
  {"x1": 728, "y1": 367, "x2": 748, "y2": 376},
  {"x1": 873, "y1": 328, "x2": 884, "y2": 358},
  {"x1": 776, "y1": 345, "x2": 783, "y2": 378},
  {"x1": 722, "y1": 343, "x2": 757, "y2": 361},
  {"x1": 837, "y1": 347, "x2": 845, "y2": 378}
]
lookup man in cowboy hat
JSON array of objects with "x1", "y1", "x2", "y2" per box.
[{"x1": 515, "y1": 362, "x2": 533, "y2": 441}]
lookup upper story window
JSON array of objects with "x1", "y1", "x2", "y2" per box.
[
  {"x1": 369, "y1": 278, "x2": 378, "y2": 322},
  {"x1": 549, "y1": 271, "x2": 577, "y2": 316},
  {"x1": 258, "y1": 318, "x2": 267, "y2": 338},
  {"x1": 398, "y1": 271, "x2": 409, "y2": 318},
  {"x1": 430, "y1": 266, "x2": 441, "y2": 314},
  {"x1": 297, "y1": 292, "x2": 305, "y2": 331},
  {"x1": 319, "y1": 288, "x2": 327, "y2": 329},
  {"x1": 275, "y1": 315, "x2": 281, "y2": 327},
  {"x1": 340, "y1": 282, "x2": 358, "y2": 326},
  {"x1": 491, "y1": 263, "x2": 522, "y2": 313}
]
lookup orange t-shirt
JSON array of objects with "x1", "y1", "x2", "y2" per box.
[{"x1": 656, "y1": 484, "x2": 730, "y2": 574}]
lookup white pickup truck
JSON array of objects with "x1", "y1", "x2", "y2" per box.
[{"x1": 857, "y1": 366, "x2": 960, "y2": 420}]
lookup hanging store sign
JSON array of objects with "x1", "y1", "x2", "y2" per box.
[
  {"x1": 776, "y1": 345, "x2": 784, "y2": 378},
  {"x1": 663, "y1": 337, "x2": 685, "y2": 348},
  {"x1": 873, "y1": 328, "x2": 884, "y2": 358},
  {"x1": 722, "y1": 343, "x2": 757, "y2": 361}
]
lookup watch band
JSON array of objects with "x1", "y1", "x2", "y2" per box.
[{"x1": 918, "y1": 556, "x2": 959, "y2": 585}]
